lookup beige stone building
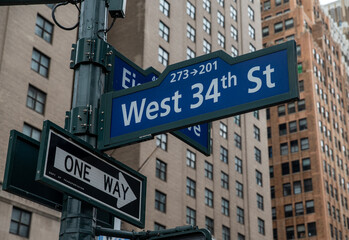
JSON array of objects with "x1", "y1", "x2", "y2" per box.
[{"x1": 0, "y1": 1, "x2": 272, "y2": 240}]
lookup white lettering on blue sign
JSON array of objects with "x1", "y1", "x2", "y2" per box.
[{"x1": 247, "y1": 64, "x2": 275, "y2": 93}]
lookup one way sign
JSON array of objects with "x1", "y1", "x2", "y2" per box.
[{"x1": 36, "y1": 121, "x2": 146, "y2": 228}]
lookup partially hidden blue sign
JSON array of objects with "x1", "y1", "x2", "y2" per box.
[
  {"x1": 99, "y1": 41, "x2": 298, "y2": 150},
  {"x1": 103, "y1": 49, "x2": 210, "y2": 155}
]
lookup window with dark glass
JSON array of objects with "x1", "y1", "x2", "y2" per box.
[
  {"x1": 156, "y1": 159, "x2": 167, "y2": 181},
  {"x1": 221, "y1": 172, "x2": 229, "y2": 189},
  {"x1": 186, "y1": 207, "x2": 196, "y2": 225},
  {"x1": 299, "y1": 118, "x2": 307, "y2": 130},
  {"x1": 289, "y1": 121, "x2": 297, "y2": 133},
  {"x1": 286, "y1": 226, "x2": 294, "y2": 240},
  {"x1": 205, "y1": 161, "x2": 213, "y2": 180},
  {"x1": 186, "y1": 178, "x2": 196, "y2": 198},
  {"x1": 236, "y1": 181, "x2": 243, "y2": 198},
  {"x1": 283, "y1": 183, "x2": 291, "y2": 196},
  {"x1": 279, "y1": 123, "x2": 287, "y2": 135},
  {"x1": 222, "y1": 198, "x2": 229, "y2": 216},
  {"x1": 237, "y1": 207, "x2": 244, "y2": 224},
  {"x1": 304, "y1": 178, "x2": 313, "y2": 192},
  {"x1": 290, "y1": 140, "x2": 299, "y2": 153},
  {"x1": 282, "y1": 162, "x2": 290, "y2": 175},
  {"x1": 26, "y1": 85, "x2": 46, "y2": 114},
  {"x1": 205, "y1": 217, "x2": 214, "y2": 235},
  {"x1": 292, "y1": 160, "x2": 300, "y2": 173},
  {"x1": 9, "y1": 207, "x2": 31, "y2": 238},
  {"x1": 205, "y1": 188, "x2": 213, "y2": 207},
  {"x1": 31, "y1": 49, "x2": 50, "y2": 78},
  {"x1": 284, "y1": 204, "x2": 293, "y2": 217},
  {"x1": 295, "y1": 202, "x2": 304, "y2": 216},
  {"x1": 220, "y1": 146, "x2": 228, "y2": 163},
  {"x1": 155, "y1": 190, "x2": 166, "y2": 212},
  {"x1": 306, "y1": 200, "x2": 314, "y2": 214},
  {"x1": 302, "y1": 158, "x2": 311, "y2": 170},
  {"x1": 35, "y1": 14, "x2": 53, "y2": 43}
]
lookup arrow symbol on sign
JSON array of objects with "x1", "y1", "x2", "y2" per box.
[
  {"x1": 103, "y1": 172, "x2": 137, "y2": 208},
  {"x1": 191, "y1": 69, "x2": 198, "y2": 76}
]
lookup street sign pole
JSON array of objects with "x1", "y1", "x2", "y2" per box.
[{"x1": 60, "y1": 0, "x2": 107, "y2": 239}]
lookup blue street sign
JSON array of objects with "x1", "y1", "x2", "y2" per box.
[
  {"x1": 103, "y1": 49, "x2": 211, "y2": 155},
  {"x1": 99, "y1": 41, "x2": 298, "y2": 149}
]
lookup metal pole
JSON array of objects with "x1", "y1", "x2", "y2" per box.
[{"x1": 60, "y1": 0, "x2": 107, "y2": 239}]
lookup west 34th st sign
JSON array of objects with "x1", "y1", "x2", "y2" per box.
[{"x1": 99, "y1": 41, "x2": 299, "y2": 149}]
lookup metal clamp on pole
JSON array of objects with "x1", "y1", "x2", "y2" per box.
[
  {"x1": 70, "y1": 38, "x2": 113, "y2": 72},
  {"x1": 66, "y1": 105, "x2": 98, "y2": 136}
]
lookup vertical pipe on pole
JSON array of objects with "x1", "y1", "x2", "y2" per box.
[{"x1": 59, "y1": 0, "x2": 107, "y2": 239}]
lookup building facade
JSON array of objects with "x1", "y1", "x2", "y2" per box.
[
  {"x1": 0, "y1": 3, "x2": 77, "y2": 240},
  {"x1": 0, "y1": 1, "x2": 272, "y2": 240},
  {"x1": 262, "y1": 0, "x2": 349, "y2": 239}
]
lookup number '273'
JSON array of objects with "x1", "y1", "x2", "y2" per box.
[{"x1": 170, "y1": 61, "x2": 218, "y2": 83}]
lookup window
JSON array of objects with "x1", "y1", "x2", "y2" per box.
[
  {"x1": 205, "y1": 217, "x2": 214, "y2": 235},
  {"x1": 269, "y1": 146, "x2": 273, "y2": 158},
  {"x1": 231, "y1": 25, "x2": 238, "y2": 41},
  {"x1": 298, "y1": 99, "x2": 306, "y2": 111},
  {"x1": 248, "y1": 6, "x2": 254, "y2": 20},
  {"x1": 186, "y1": 149, "x2": 196, "y2": 168},
  {"x1": 258, "y1": 218, "x2": 265, "y2": 235},
  {"x1": 205, "y1": 188, "x2": 214, "y2": 207},
  {"x1": 235, "y1": 157, "x2": 242, "y2": 173},
  {"x1": 222, "y1": 198, "x2": 230, "y2": 216},
  {"x1": 272, "y1": 207, "x2": 276, "y2": 220},
  {"x1": 249, "y1": 43, "x2": 256, "y2": 52},
  {"x1": 236, "y1": 181, "x2": 243, "y2": 198},
  {"x1": 9, "y1": 207, "x2": 31, "y2": 238},
  {"x1": 231, "y1": 45, "x2": 238, "y2": 57},
  {"x1": 284, "y1": 204, "x2": 293, "y2": 217},
  {"x1": 186, "y1": 1, "x2": 195, "y2": 19},
  {"x1": 255, "y1": 147, "x2": 261, "y2": 163},
  {"x1": 290, "y1": 140, "x2": 299, "y2": 153},
  {"x1": 256, "y1": 170, "x2": 263, "y2": 186},
  {"x1": 271, "y1": 186, "x2": 275, "y2": 198},
  {"x1": 230, "y1": 5, "x2": 237, "y2": 21},
  {"x1": 264, "y1": 0, "x2": 271, "y2": 10},
  {"x1": 234, "y1": 115, "x2": 241, "y2": 126},
  {"x1": 299, "y1": 118, "x2": 307, "y2": 131},
  {"x1": 220, "y1": 146, "x2": 228, "y2": 163},
  {"x1": 253, "y1": 110, "x2": 259, "y2": 119},
  {"x1": 186, "y1": 24, "x2": 196, "y2": 42},
  {"x1": 257, "y1": 194, "x2": 264, "y2": 210},
  {"x1": 270, "y1": 166, "x2": 274, "y2": 178},
  {"x1": 282, "y1": 162, "x2": 290, "y2": 175},
  {"x1": 237, "y1": 207, "x2": 244, "y2": 224},
  {"x1": 308, "y1": 222, "x2": 317, "y2": 236},
  {"x1": 286, "y1": 226, "x2": 295, "y2": 240},
  {"x1": 294, "y1": 181, "x2": 302, "y2": 194},
  {"x1": 203, "y1": 0, "x2": 211, "y2": 13},
  {"x1": 297, "y1": 45, "x2": 301, "y2": 56},
  {"x1": 288, "y1": 102, "x2": 296, "y2": 113},
  {"x1": 217, "y1": 11, "x2": 225, "y2": 27},
  {"x1": 158, "y1": 47, "x2": 169, "y2": 66},
  {"x1": 203, "y1": 17, "x2": 211, "y2": 34},
  {"x1": 220, "y1": 122, "x2": 227, "y2": 139},
  {"x1": 278, "y1": 105, "x2": 285, "y2": 116},
  {"x1": 156, "y1": 159, "x2": 167, "y2": 181},
  {"x1": 275, "y1": 0, "x2": 282, "y2": 6},
  {"x1": 156, "y1": 134, "x2": 167, "y2": 151},
  {"x1": 159, "y1": 0, "x2": 170, "y2": 16},
  {"x1": 186, "y1": 48, "x2": 195, "y2": 60},
  {"x1": 292, "y1": 160, "x2": 300, "y2": 173},
  {"x1": 205, "y1": 161, "x2": 213, "y2": 179},
  {"x1": 304, "y1": 179, "x2": 313, "y2": 192},
  {"x1": 274, "y1": 22, "x2": 283, "y2": 33},
  {"x1": 254, "y1": 125, "x2": 260, "y2": 141},
  {"x1": 154, "y1": 222, "x2": 165, "y2": 230},
  {"x1": 279, "y1": 123, "x2": 287, "y2": 135},
  {"x1": 221, "y1": 172, "x2": 229, "y2": 189},
  {"x1": 267, "y1": 127, "x2": 271, "y2": 139},
  {"x1": 31, "y1": 49, "x2": 50, "y2": 78},
  {"x1": 297, "y1": 224, "x2": 306, "y2": 238},
  {"x1": 35, "y1": 15, "x2": 53, "y2": 43},
  {"x1": 285, "y1": 18, "x2": 294, "y2": 29},
  {"x1": 280, "y1": 142, "x2": 288, "y2": 155},
  {"x1": 295, "y1": 202, "x2": 304, "y2": 216},
  {"x1": 186, "y1": 178, "x2": 196, "y2": 198},
  {"x1": 155, "y1": 190, "x2": 166, "y2": 212},
  {"x1": 23, "y1": 123, "x2": 41, "y2": 141},
  {"x1": 222, "y1": 226, "x2": 230, "y2": 240},
  {"x1": 248, "y1": 25, "x2": 255, "y2": 39},
  {"x1": 159, "y1": 21, "x2": 169, "y2": 42},
  {"x1": 262, "y1": 26, "x2": 269, "y2": 37},
  {"x1": 302, "y1": 158, "x2": 311, "y2": 170},
  {"x1": 238, "y1": 233, "x2": 245, "y2": 240},
  {"x1": 289, "y1": 121, "x2": 297, "y2": 133},
  {"x1": 186, "y1": 207, "x2": 196, "y2": 225},
  {"x1": 218, "y1": 32, "x2": 225, "y2": 48},
  {"x1": 26, "y1": 85, "x2": 46, "y2": 114},
  {"x1": 203, "y1": 39, "x2": 211, "y2": 54},
  {"x1": 283, "y1": 183, "x2": 291, "y2": 196},
  {"x1": 301, "y1": 138, "x2": 309, "y2": 150},
  {"x1": 234, "y1": 133, "x2": 241, "y2": 149},
  {"x1": 299, "y1": 80, "x2": 304, "y2": 92}
]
